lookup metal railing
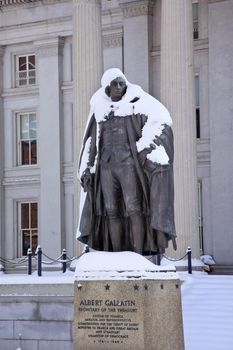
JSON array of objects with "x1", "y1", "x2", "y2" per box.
[
  {"x1": 150, "y1": 247, "x2": 192, "y2": 274},
  {"x1": 0, "y1": 246, "x2": 89, "y2": 276},
  {"x1": 30, "y1": 246, "x2": 89, "y2": 276},
  {"x1": 1, "y1": 246, "x2": 192, "y2": 275}
]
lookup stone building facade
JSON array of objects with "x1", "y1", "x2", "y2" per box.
[{"x1": 0, "y1": 0, "x2": 232, "y2": 268}]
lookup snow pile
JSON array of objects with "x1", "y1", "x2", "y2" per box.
[
  {"x1": 181, "y1": 271, "x2": 233, "y2": 350},
  {"x1": 200, "y1": 255, "x2": 216, "y2": 266},
  {"x1": 75, "y1": 251, "x2": 177, "y2": 280},
  {"x1": 0, "y1": 270, "x2": 74, "y2": 285}
]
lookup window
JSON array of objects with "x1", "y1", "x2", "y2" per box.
[
  {"x1": 18, "y1": 202, "x2": 38, "y2": 256},
  {"x1": 192, "y1": 3, "x2": 199, "y2": 40},
  {"x1": 16, "y1": 54, "x2": 36, "y2": 87},
  {"x1": 197, "y1": 181, "x2": 204, "y2": 254},
  {"x1": 17, "y1": 112, "x2": 37, "y2": 166},
  {"x1": 195, "y1": 74, "x2": 200, "y2": 138}
]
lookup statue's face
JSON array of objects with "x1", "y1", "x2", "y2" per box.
[{"x1": 109, "y1": 77, "x2": 127, "y2": 101}]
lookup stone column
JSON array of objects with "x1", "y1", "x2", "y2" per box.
[
  {"x1": 119, "y1": 0, "x2": 154, "y2": 92},
  {"x1": 35, "y1": 37, "x2": 65, "y2": 258},
  {"x1": 0, "y1": 46, "x2": 4, "y2": 259},
  {"x1": 208, "y1": 0, "x2": 233, "y2": 265},
  {"x1": 160, "y1": 0, "x2": 199, "y2": 258},
  {"x1": 72, "y1": 0, "x2": 103, "y2": 254},
  {"x1": 63, "y1": 99, "x2": 75, "y2": 256}
]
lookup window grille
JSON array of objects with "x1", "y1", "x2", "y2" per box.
[
  {"x1": 16, "y1": 54, "x2": 36, "y2": 87},
  {"x1": 18, "y1": 202, "x2": 38, "y2": 256},
  {"x1": 192, "y1": 3, "x2": 199, "y2": 40},
  {"x1": 17, "y1": 112, "x2": 37, "y2": 166},
  {"x1": 0, "y1": 0, "x2": 37, "y2": 5}
]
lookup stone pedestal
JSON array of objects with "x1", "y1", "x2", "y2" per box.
[{"x1": 73, "y1": 252, "x2": 184, "y2": 350}]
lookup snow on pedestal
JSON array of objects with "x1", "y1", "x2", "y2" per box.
[
  {"x1": 73, "y1": 252, "x2": 184, "y2": 350},
  {"x1": 75, "y1": 251, "x2": 177, "y2": 280}
]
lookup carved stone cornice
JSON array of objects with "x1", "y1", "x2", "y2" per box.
[
  {"x1": 103, "y1": 32, "x2": 123, "y2": 48},
  {"x1": 62, "y1": 163, "x2": 74, "y2": 183},
  {"x1": 2, "y1": 86, "x2": 39, "y2": 98},
  {"x1": 34, "y1": 37, "x2": 65, "y2": 58},
  {"x1": 119, "y1": 0, "x2": 154, "y2": 18},
  {"x1": 0, "y1": 0, "x2": 68, "y2": 6},
  {"x1": 194, "y1": 38, "x2": 209, "y2": 54},
  {"x1": 0, "y1": 0, "x2": 40, "y2": 6},
  {"x1": 150, "y1": 45, "x2": 160, "y2": 60},
  {"x1": 151, "y1": 39, "x2": 209, "y2": 60},
  {"x1": 208, "y1": 0, "x2": 229, "y2": 3},
  {"x1": 197, "y1": 139, "x2": 211, "y2": 168},
  {"x1": 2, "y1": 176, "x2": 40, "y2": 187}
]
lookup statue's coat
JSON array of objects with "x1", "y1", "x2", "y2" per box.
[{"x1": 77, "y1": 68, "x2": 176, "y2": 253}]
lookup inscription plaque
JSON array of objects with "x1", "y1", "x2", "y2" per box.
[
  {"x1": 73, "y1": 280, "x2": 144, "y2": 349},
  {"x1": 78, "y1": 299, "x2": 140, "y2": 343}
]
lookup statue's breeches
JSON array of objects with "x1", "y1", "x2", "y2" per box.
[{"x1": 100, "y1": 160, "x2": 142, "y2": 218}]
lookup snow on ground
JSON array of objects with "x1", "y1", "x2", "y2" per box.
[
  {"x1": 1, "y1": 264, "x2": 233, "y2": 349},
  {"x1": 0, "y1": 270, "x2": 74, "y2": 284},
  {"x1": 161, "y1": 256, "x2": 204, "y2": 267},
  {"x1": 180, "y1": 271, "x2": 233, "y2": 350}
]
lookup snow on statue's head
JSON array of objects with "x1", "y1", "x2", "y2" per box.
[
  {"x1": 101, "y1": 68, "x2": 129, "y2": 89},
  {"x1": 101, "y1": 68, "x2": 129, "y2": 101}
]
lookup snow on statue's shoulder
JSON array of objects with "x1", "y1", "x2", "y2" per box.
[{"x1": 74, "y1": 251, "x2": 178, "y2": 281}]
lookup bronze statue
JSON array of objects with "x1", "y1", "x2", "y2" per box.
[{"x1": 77, "y1": 68, "x2": 176, "y2": 255}]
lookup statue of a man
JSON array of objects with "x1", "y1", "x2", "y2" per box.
[{"x1": 77, "y1": 68, "x2": 176, "y2": 255}]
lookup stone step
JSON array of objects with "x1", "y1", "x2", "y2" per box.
[{"x1": 211, "y1": 265, "x2": 233, "y2": 275}]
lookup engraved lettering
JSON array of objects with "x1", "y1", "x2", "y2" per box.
[
  {"x1": 105, "y1": 299, "x2": 136, "y2": 307},
  {"x1": 80, "y1": 299, "x2": 103, "y2": 306}
]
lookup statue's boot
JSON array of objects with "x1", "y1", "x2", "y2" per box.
[
  {"x1": 108, "y1": 218, "x2": 123, "y2": 252},
  {"x1": 130, "y1": 215, "x2": 145, "y2": 254}
]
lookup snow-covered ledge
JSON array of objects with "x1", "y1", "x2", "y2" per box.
[{"x1": 74, "y1": 251, "x2": 177, "y2": 280}]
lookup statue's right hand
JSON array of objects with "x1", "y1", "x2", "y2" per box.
[
  {"x1": 138, "y1": 149, "x2": 149, "y2": 166},
  {"x1": 80, "y1": 168, "x2": 92, "y2": 192}
]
